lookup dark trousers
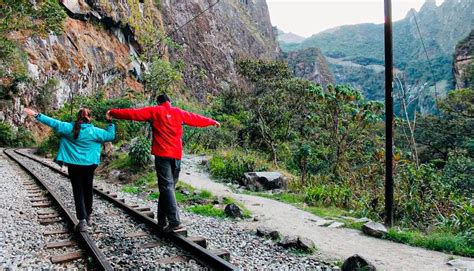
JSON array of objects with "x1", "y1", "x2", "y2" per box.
[
  {"x1": 68, "y1": 164, "x2": 97, "y2": 220},
  {"x1": 154, "y1": 156, "x2": 181, "y2": 226}
]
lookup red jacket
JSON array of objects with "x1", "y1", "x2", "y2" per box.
[{"x1": 109, "y1": 102, "x2": 217, "y2": 160}]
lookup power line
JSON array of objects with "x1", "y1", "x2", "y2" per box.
[
  {"x1": 411, "y1": 9, "x2": 439, "y2": 105},
  {"x1": 153, "y1": 0, "x2": 221, "y2": 49}
]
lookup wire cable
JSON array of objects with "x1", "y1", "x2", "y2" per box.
[{"x1": 411, "y1": 9, "x2": 439, "y2": 105}]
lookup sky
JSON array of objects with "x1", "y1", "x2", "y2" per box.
[{"x1": 266, "y1": 0, "x2": 445, "y2": 38}]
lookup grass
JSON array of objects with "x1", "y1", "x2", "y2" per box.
[
  {"x1": 121, "y1": 176, "x2": 253, "y2": 219},
  {"x1": 108, "y1": 153, "x2": 132, "y2": 170},
  {"x1": 185, "y1": 204, "x2": 226, "y2": 218},
  {"x1": 386, "y1": 229, "x2": 474, "y2": 257}
]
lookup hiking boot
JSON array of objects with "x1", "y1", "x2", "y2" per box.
[
  {"x1": 163, "y1": 223, "x2": 183, "y2": 233},
  {"x1": 86, "y1": 215, "x2": 93, "y2": 227},
  {"x1": 74, "y1": 219, "x2": 88, "y2": 232}
]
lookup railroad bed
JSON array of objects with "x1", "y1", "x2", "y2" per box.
[
  {"x1": 3, "y1": 149, "x2": 237, "y2": 270},
  {"x1": 1, "y1": 148, "x2": 334, "y2": 270}
]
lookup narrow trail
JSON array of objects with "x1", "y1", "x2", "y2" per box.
[{"x1": 180, "y1": 155, "x2": 473, "y2": 271}]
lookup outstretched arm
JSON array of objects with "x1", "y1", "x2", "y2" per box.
[
  {"x1": 93, "y1": 123, "x2": 115, "y2": 143},
  {"x1": 180, "y1": 109, "x2": 220, "y2": 128},
  {"x1": 107, "y1": 107, "x2": 155, "y2": 122},
  {"x1": 24, "y1": 108, "x2": 72, "y2": 135}
]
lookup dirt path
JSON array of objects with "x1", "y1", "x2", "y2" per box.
[{"x1": 180, "y1": 155, "x2": 473, "y2": 271}]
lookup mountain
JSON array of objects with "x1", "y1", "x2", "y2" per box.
[
  {"x1": 276, "y1": 29, "x2": 306, "y2": 44},
  {"x1": 454, "y1": 29, "x2": 474, "y2": 89},
  {"x1": 280, "y1": 0, "x2": 474, "y2": 112},
  {"x1": 0, "y1": 0, "x2": 279, "y2": 125}
]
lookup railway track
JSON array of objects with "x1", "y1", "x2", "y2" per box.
[{"x1": 4, "y1": 148, "x2": 239, "y2": 270}]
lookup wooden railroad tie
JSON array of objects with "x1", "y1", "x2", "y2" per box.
[
  {"x1": 38, "y1": 213, "x2": 60, "y2": 219},
  {"x1": 37, "y1": 210, "x2": 57, "y2": 215},
  {"x1": 44, "y1": 229, "x2": 69, "y2": 236},
  {"x1": 173, "y1": 227, "x2": 187, "y2": 237},
  {"x1": 155, "y1": 255, "x2": 188, "y2": 264},
  {"x1": 139, "y1": 242, "x2": 161, "y2": 249},
  {"x1": 188, "y1": 236, "x2": 207, "y2": 248},
  {"x1": 134, "y1": 207, "x2": 151, "y2": 212},
  {"x1": 141, "y1": 211, "x2": 155, "y2": 219},
  {"x1": 39, "y1": 217, "x2": 62, "y2": 225},
  {"x1": 50, "y1": 250, "x2": 84, "y2": 264},
  {"x1": 46, "y1": 240, "x2": 76, "y2": 249},
  {"x1": 210, "y1": 249, "x2": 231, "y2": 261},
  {"x1": 128, "y1": 204, "x2": 140, "y2": 208},
  {"x1": 32, "y1": 202, "x2": 52, "y2": 208},
  {"x1": 30, "y1": 198, "x2": 50, "y2": 203},
  {"x1": 28, "y1": 193, "x2": 43, "y2": 197},
  {"x1": 124, "y1": 231, "x2": 148, "y2": 238}
]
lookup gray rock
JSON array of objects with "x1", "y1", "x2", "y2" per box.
[
  {"x1": 256, "y1": 226, "x2": 280, "y2": 240},
  {"x1": 108, "y1": 170, "x2": 121, "y2": 180},
  {"x1": 278, "y1": 235, "x2": 299, "y2": 248},
  {"x1": 327, "y1": 222, "x2": 345, "y2": 228},
  {"x1": 316, "y1": 220, "x2": 334, "y2": 226},
  {"x1": 342, "y1": 254, "x2": 376, "y2": 271},
  {"x1": 241, "y1": 172, "x2": 288, "y2": 191},
  {"x1": 447, "y1": 259, "x2": 474, "y2": 269},
  {"x1": 297, "y1": 237, "x2": 315, "y2": 251},
  {"x1": 354, "y1": 217, "x2": 371, "y2": 223},
  {"x1": 362, "y1": 222, "x2": 387, "y2": 238},
  {"x1": 224, "y1": 203, "x2": 243, "y2": 218}
]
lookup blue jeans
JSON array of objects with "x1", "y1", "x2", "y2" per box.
[{"x1": 154, "y1": 156, "x2": 181, "y2": 226}]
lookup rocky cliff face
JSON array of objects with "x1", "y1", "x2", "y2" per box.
[
  {"x1": 0, "y1": 0, "x2": 279, "y2": 126},
  {"x1": 454, "y1": 30, "x2": 474, "y2": 89},
  {"x1": 162, "y1": 0, "x2": 280, "y2": 100},
  {"x1": 285, "y1": 48, "x2": 334, "y2": 87}
]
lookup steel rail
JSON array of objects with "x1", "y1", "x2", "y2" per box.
[
  {"x1": 13, "y1": 149, "x2": 239, "y2": 271},
  {"x1": 3, "y1": 149, "x2": 113, "y2": 271}
]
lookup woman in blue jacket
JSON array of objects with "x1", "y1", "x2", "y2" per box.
[{"x1": 25, "y1": 108, "x2": 115, "y2": 232}]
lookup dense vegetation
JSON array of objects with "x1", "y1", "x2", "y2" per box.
[{"x1": 180, "y1": 59, "x2": 473, "y2": 256}]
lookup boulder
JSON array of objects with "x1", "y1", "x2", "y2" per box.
[
  {"x1": 224, "y1": 203, "x2": 243, "y2": 218},
  {"x1": 108, "y1": 170, "x2": 121, "y2": 180},
  {"x1": 342, "y1": 254, "x2": 376, "y2": 271},
  {"x1": 278, "y1": 235, "x2": 299, "y2": 248},
  {"x1": 256, "y1": 226, "x2": 280, "y2": 240},
  {"x1": 362, "y1": 222, "x2": 387, "y2": 238},
  {"x1": 297, "y1": 237, "x2": 315, "y2": 251},
  {"x1": 447, "y1": 259, "x2": 474, "y2": 269},
  {"x1": 241, "y1": 172, "x2": 288, "y2": 191}
]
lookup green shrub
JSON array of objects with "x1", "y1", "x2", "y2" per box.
[
  {"x1": 0, "y1": 122, "x2": 14, "y2": 146},
  {"x1": 209, "y1": 150, "x2": 268, "y2": 181},
  {"x1": 305, "y1": 183, "x2": 353, "y2": 208},
  {"x1": 36, "y1": 133, "x2": 60, "y2": 156},
  {"x1": 37, "y1": 0, "x2": 67, "y2": 35},
  {"x1": 129, "y1": 136, "x2": 151, "y2": 168}
]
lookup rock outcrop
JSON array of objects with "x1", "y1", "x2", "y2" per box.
[
  {"x1": 285, "y1": 47, "x2": 335, "y2": 87},
  {"x1": 1, "y1": 0, "x2": 280, "y2": 131},
  {"x1": 162, "y1": 0, "x2": 280, "y2": 100},
  {"x1": 454, "y1": 30, "x2": 473, "y2": 89}
]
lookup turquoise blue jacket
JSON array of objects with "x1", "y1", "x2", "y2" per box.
[{"x1": 36, "y1": 114, "x2": 115, "y2": 166}]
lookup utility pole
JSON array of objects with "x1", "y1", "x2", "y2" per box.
[{"x1": 384, "y1": 0, "x2": 394, "y2": 227}]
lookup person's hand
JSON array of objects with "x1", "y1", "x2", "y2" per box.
[
  {"x1": 214, "y1": 121, "x2": 221, "y2": 128},
  {"x1": 105, "y1": 110, "x2": 112, "y2": 121},
  {"x1": 24, "y1": 108, "x2": 38, "y2": 117}
]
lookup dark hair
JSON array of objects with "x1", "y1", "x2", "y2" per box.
[
  {"x1": 157, "y1": 94, "x2": 171, "y2": 104},
  {"x1": 73, "y1": 108, "x2": 91, "y2": 139}
]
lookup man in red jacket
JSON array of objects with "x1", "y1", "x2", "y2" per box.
[{"x1": 107, "y1": 94, "x2": 220, "y2": 232}]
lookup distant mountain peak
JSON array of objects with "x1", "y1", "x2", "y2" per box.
[{"x1": 277, "y1": 29, "x2": 306, "y2": 44}]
